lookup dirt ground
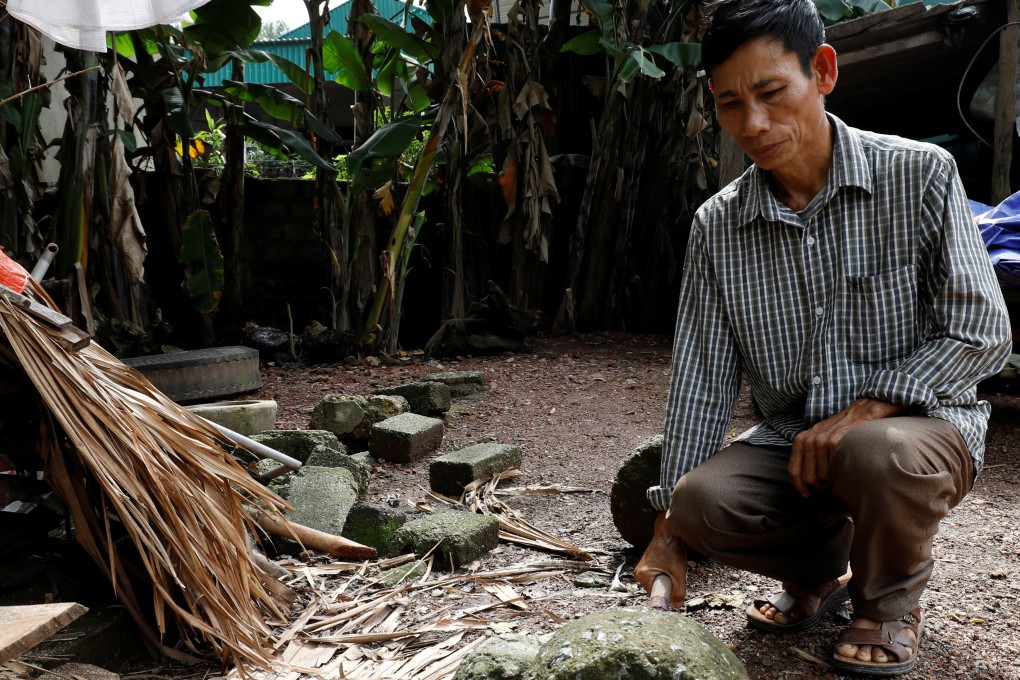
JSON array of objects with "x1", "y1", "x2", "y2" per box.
[{"x1": 253, "y1": 331, "x2": 1020, "y2": 680}]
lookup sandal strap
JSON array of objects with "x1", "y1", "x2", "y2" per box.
[{"x1": 836, "y1": 608, "x2": 923, "y2": 664}]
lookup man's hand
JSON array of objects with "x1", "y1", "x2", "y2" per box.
[
  {"x1": 788, "y1": 397, "x2": 908, "y2": 497},
  {"x1": 634, "y1": 512, "x2": 688, "y2": 607}
]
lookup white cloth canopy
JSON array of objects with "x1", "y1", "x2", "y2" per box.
[{"x1": 7, "y1": 0, "x2": 214, "y2": 51}]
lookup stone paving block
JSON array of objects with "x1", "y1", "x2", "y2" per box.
[
  {"x1": 186, "y1": 399, "x2": 277, "y2": 436},
  {"x1": 349, "y1": 451, "x2": 377, "y2": 468},
  {"x1": 391, "y1": 510, "x2": 499, "y2": 568},
  {"x1": 372, "y1": 381, "x2": 452, "y2": 416},
  {"x1": 528, "y1": 607, "x2": 747, "y2": 679},
  {"x1": 369, "y1": 413, "x2": 444, "y2": 463},
  {"x1": 453, "y1": 634, "x2": 541, "y2": 680},
  {"x1": 310, "y1": 395, "x2": 408, "y2": 440},
  {"x1": 341, "y1": 501, "x2": 407, "y2": 554},
  {"x1": 273, "y1": 466, "x2": 358, "y2": 536},
  {"x1": 429, "y1": 443, "x2": 522, "y2": 496},
  {"x1": 249, "y1": 429, "x2": 343, "y2": 463},
  {"x1": 306, "y1": 444, "x2": 370, "y2": 497},
  {"x1": 422, "y1": 370, "x2": 486, "y2": 397}
]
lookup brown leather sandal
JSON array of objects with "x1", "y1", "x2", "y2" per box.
[
  {"x1": 746, "y1": 573, "x2": 851, "y2": 633},
  {"x1": 830, "y1": 608, "x2": 924, "y2": 677}
]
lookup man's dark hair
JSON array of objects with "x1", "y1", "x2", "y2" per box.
[{"x1": 701, "y1": 0, "x2": 825, "y2": 79}]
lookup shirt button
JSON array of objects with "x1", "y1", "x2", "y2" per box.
[
  {"x1": 814, "y1": 306, "x2": 824, "y2": 316},
  {"x1": 805, "y1": 236, "x2": 816, "y2": 246},
  {"x1": 812, "y1": 376, "x2": 822, "y2": 385}
]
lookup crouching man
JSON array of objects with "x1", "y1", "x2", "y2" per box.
[{"x1": 635, "y1": 0, "x2": 1012, "y2": 675}]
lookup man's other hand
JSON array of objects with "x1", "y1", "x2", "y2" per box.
[
  {"x1": 788, "y1": 397, "x2": 908, "y2": 497},
  {"x1": 634, "y1": 511, "x2": 688, "y2": 607}
]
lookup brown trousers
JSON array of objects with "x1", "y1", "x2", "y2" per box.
[{"x1": 667, "y1": 416, "x2": 973, "y2": 621}]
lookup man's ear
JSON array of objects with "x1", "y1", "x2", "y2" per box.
[
  {"x1": 813, "y1": 44, "x2": 838, "y2": 95},
  {"x1": 708, "y1": 78, "x2": 715, "y2": 93}
]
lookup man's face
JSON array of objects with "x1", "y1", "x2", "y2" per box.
[{"x1": 710, "y1": 37, "x2": 832, "y2": 173}]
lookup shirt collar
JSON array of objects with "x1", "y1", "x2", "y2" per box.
[{"x1": 736, "y1": 114, "x2": 874, "y2": 227}]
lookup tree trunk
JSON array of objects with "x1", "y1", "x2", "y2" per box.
[
  {"x1": 347, "y1": 0, "x2": 379, "y2": 332},
  {"x1": 435, "y1": 0, "x2": 468, "y2": 323},
  {"x1": 305, "y1": 0, "x2": 346, "y2": 329},
  {"x1": 222, "y1": 58, "x2": 246, "y2": 325}
]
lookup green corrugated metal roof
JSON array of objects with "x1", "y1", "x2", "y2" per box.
[
  {"x1": 279, "y1": 0, "x2": 428, "y2": 39},
  {"x1": 202, "y1": 0, "x2": 429, "y2": 87}
]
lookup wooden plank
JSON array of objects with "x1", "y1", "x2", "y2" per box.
[
  {"x1": 825, "y1": 1, "x2": 929, "y2": 42},
  {"x1": 993, "y1": 0, "x2": 1019, "y2": 203},
  {"x1": 836, "y1": 30, "x2": 945, "y2": 68},
  {"x1": 0, "y1": 603, "x2": 88, "y2": 663},
  {"x1": 0, "y1": 286, "x2": 91, "y2": 352}
]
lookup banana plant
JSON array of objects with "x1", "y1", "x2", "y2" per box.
[{"x1": 555, "y1": 0, "x2": 704, "y2": 330}]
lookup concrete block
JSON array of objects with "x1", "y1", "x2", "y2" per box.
[
  {"x1": 249, "y1": 429, "x2": 343, "y2": 463},
  {"x1": 186, "y1": 399, "x2": 277, "y2": 436},
  {"x1": 350, "y1": 451, "x2": 377, "y2": 468},
  {"x1": 341, "y1": 501, "x2": 407, "y2": 554},
  {"x1": 306, "y1": 444, "x2": 371, "y2": 497},
  {"x1": 391, "y1": 510, "x2": 499, "y2": 568},
  {"x1": 310, "y1": 395, "x2": 408, "y2": 440},
  {"x1": 369, "y1": 413, "x2": 444, "y2": 463},
  {"x1": 429, "y1": 443, "x2": 522, "y2": 496},
  {"x1": 274, "y1": 466, "x2": 358, "y2": 536},
  {"x1": 422, "y1": 370, "x2": 485, "y2": 397},
  {"x1": 529, "y1": 607, "x2": 747, "y2": 679},
  {"x1": 372, "y1": 381, "x2": 452, "y2": 416}
]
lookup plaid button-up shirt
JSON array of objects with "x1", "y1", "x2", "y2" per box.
[{"x1": 648, "y1": 115, "x2": 1012, "y2": 512}]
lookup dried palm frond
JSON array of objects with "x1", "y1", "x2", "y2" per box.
[
  {"x1": 0, "y1": 292, "x2": 290, "y2": 669},
  {"x1": 431, "y1": 471, "x2": 595, "y2": 561}
]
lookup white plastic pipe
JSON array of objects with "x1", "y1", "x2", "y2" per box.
[
  {"x1": 205, "y1": 420, "x2": 303, "y2": 470},
  {"x1": 30, "y1": 243, "x2": 59, "y2": 282}
]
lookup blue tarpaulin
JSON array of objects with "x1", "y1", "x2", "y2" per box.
[{"x1": 969, "y1": 193, "x2": 1020, "y2": 287}]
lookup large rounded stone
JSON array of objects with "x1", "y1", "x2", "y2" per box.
[
  {"x1": 610, "y1": 435, "x2": 662, "y2": 549},
  {"x1": 527, "y1": 607, "x2": 747, "y2": 680},
  {"x1": 454, "y1": 634, "x2": 541, "y2": 680}
]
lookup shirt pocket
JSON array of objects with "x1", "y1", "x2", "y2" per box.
[{"x1": 841, "y1": 264, "x2": 918, "y2": 365}]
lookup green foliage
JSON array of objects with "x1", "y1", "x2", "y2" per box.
[
  {"x1": 358, "y1": 14, "x2": 439, "y2": 62},
  {"x1": 323, "y1": 31, "x2": 374, "y2": 91},
  {"x1": 258, "y1": 19, "x2": 291, "y2": 41},
  {"x1": 346, "y1": 114, "x2": 423, "y2": 195},
  {"x1": 560, "y1": 0, "x2": 701, "y2": 83},
  {"x1": 184, "y1": 0, "x2": 263, "y2": 58},
  {"x1": 179, "y1": 210, "x2": 225, "y2": 315},
  {"x1": 812, "y1": 0, "x2": 890, "y2": 22}
]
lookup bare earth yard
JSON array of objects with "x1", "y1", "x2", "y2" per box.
[{"x1": 254, "y1": 331, "x2": 1020, "y2": 680}]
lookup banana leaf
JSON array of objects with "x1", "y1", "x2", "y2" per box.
[
  {"x1": 179, "y1": 210, "x2": 224, "y2": 316},
  {"x1": 183, "y1": 0, "x2": 263, "y2": 58},
  {"x1": 359, "y1": 14, "x2": 439, "y2": 62},
  {"x1": 323, "y1": 31, "x2": 374, "y2": 92},
  {"x1": 240, "y1": 115, "x2": 337, "y2": 172}
]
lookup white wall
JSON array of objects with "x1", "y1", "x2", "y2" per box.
[{"x1": 36, "y1": 36, "x2": 69, "y2": 186}]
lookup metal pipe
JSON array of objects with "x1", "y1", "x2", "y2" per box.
[{"x1": 29, "y1": 243, "x2": 59, "y2": 282}]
